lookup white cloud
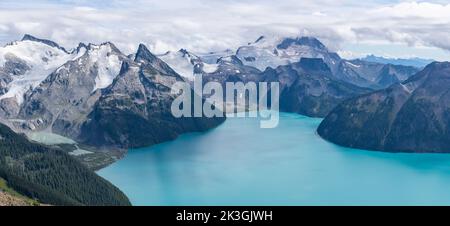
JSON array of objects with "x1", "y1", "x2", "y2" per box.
[
  {"x1": 337, "y1": 50, "x2": 365, "y2": 60},
  {"x1": 0, "y1": 0, "x2": 448, "y2": 60},
  {"x1": 374, "y1": 2, "x2": 450, "y2": 19},
  {"x1": 312, "y1": 11, "x2": 327, "y2": 17}
]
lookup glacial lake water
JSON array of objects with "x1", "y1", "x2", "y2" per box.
[{"x1": 98, "y1": 112, "x2": 450, "y2": 206}]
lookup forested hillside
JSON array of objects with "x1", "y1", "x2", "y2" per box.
[{"x1": 0, "y1": 123, "x2": 130, "y2": 206}]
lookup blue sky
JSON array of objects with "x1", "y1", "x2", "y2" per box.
[{"x1": 0, "y1": 0, "x2": 449, "y2": 60}]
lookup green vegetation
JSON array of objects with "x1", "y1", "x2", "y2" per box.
[
  {"x1": 0, "y1": 177, "x2": 39, "y2": 205},
  {"x1": 0, "y1": 123, "x2": 131, "y2": 206}
]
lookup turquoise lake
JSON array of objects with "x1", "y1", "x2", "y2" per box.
[{"x1": 98, "y1": 112, "x2": 450, "y2": 206}]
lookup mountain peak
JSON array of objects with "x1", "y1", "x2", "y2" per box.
[
  {"x1": 134, "y1": 43, "x2": 158, "y2": 63},
  {"x1": 88, "y1": 42, "x2": 122, "y2": 53},
  {"x1": 179, "y1": 48, "x2": 189, "y2": 54},
  {"x1": 277, "y1": 36, "x2": 326, "y2": 50},
  {"x1": 137, "y1": 43, "x2": 148, "y2": 52},
  {"x1": 254, "y1": 36, "x2": 265, "y2": 44},
  {"x1": 178, "y1": 48, "x2": 192, "y2": 58},
  {"x1": 416, "y1": 61, "x2": 450, "y2": 75},
  {"x1": 419, "y1": 61, "x2": 450, "y2": 78},
  {"x1": 70, "y1": 42, "x2": 121, "y2": 56},
  {"x1": 21, "y1": 34, "x2": 68, "y2": 53},
  {"x1": 71, "y1": 42, "x2": 88, "y2": 54},
  {"x1": 133, "y1": 44, "x2": 181, "y2": 77},
  {"x1": 21, "y1": 34, "x2": 37, "y2": 41}
]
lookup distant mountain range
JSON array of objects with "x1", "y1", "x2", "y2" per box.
[
  {"x1": 359, "y1": 55, "x2": 434, "y2": 68},
  {"x1": 0, "y1": 34, "x2": 425, "y2": 137},
  {"x1": 160, "y1": 36, "x2": 421, "y2": 117}
]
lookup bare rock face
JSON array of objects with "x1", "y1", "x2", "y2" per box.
[
  {"x1": 318, "y1": 62, "x2": 450, "y2": 153},
  {"x1": 0, "y1": 98, "x2": 20, "y2": 119},
  {"x1": 0, "y1": 54, "x2": 31, "y2": 95}
]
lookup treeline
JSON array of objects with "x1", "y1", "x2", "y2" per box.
[{"x1": 0, "y1": 123, "x2": 130, "y2": 206}]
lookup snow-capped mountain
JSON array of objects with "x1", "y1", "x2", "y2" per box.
[
  {"x1": 159, "y1": 49, "x2": 218, "y2": 80},
  {"x1": 16, "y1": 41, "x2": 127, "y2": 134},
  {"x1": 160, "y1": 36, "x2": 347, "y2": 84},
  {"x1": 83, "y1": 42, "x2": 124, "y2": 91},
  {"x1": 0, "y1": 35, "x2": 76, "y2": 104},
  {"x1": 79, "y1": 44, "x2": 225, "y2": 148},
  {"x1": 0, "y1": 35, "x2": 224, "y2": 149},
  {"x1": 202, "y1": 55, "x2": 261, "y2": 86},
  {"x1": 197, "y1": 49, "x2": 234, "y2": 64},
  {"x1": 234, "y1": 36, "x2": 419, "y2": 89},
  {"x1": 235, "y1": 36, "x2": 341, "y2": 72}
]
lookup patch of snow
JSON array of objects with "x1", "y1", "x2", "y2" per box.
[
  {"x1": 197, "y1": 50, "x2": 234, "y2": 64},
  {"x1": 346, "y1": 61, "x2": 361, "y2": 68},
  {"x1": 8, "y1": 119, "x2": 26, "y2": 123},
  {"x1": 236, "y1": 45, "x2": 287, "y2": 71},
  {"x1": 89, "y1": 44, "x2": 122, "y2": 91},
  {"x1": 160, "y1": 50, "x2": 219, "y2": 80},
  {"x1": 160, "y1": 51, "x2": 196, "y2": 80},
  {"x1": 400, "y1": 83, "x2": 412, "y2": 93},
  {"x1": 202, "y1": 63, "x2": 218, "y2": 73},
  {"x1": 69, "y1": 148, "x2": 93, "y2": 156},
  {"x1": 235, "y1": 36, "x2": 338, "y2": 71},
  {"x1": 55, "y1": 65, "x2": 67, "y2": 73},
  {"x1": 73, "y1": 46, "x2": 87, "y2": 61}
]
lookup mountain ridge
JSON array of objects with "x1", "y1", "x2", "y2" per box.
[
  {"x1": 0, "y1": 34, "x2": 425, "y2": 149},
  {"x1": 360, "y1": 54, "x2": 434, "y2": 68},
  {"x1": 21, "y1": 34, "x2": 69, "y2": 53},
  {"x1": 317, "y1": 61, "x2": 450, "y2": 153}
]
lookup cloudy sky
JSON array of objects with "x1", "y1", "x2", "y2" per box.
[{"x1": 0, "y1": 0, "x2": 450, "y2": 60}]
